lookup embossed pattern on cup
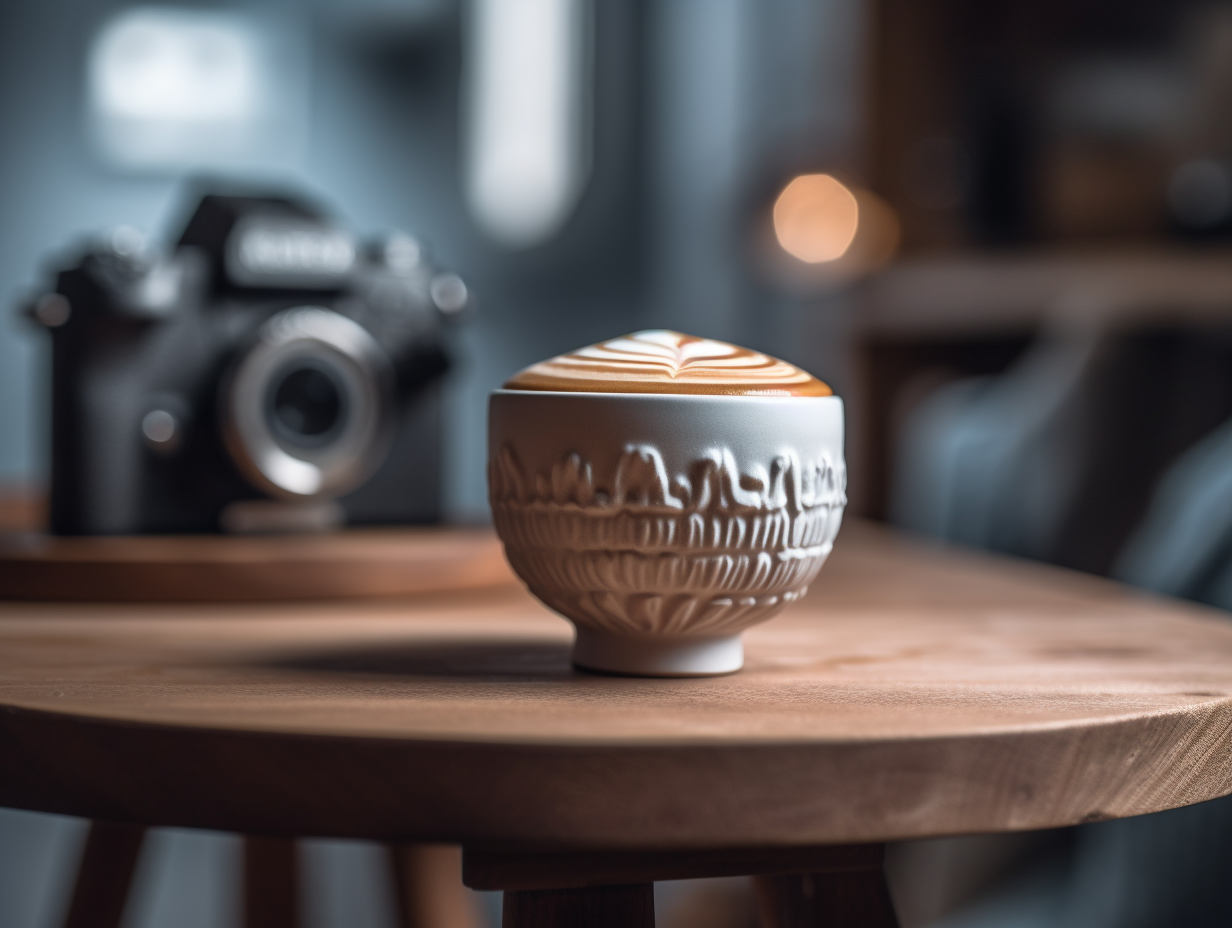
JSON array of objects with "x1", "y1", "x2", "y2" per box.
[{"x1": 488, "y1": 390, "x2": 845, "y2": 676}]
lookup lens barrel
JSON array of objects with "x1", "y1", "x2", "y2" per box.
[{"x1": 223, "y1": 307, "x2": 393, "y2": 499}]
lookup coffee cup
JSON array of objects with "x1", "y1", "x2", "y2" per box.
[{"x1": 488, "y1": 331, "x2": 845, "y2": 676}]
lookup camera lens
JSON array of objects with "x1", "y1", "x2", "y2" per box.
[
  {"x1": 269, "y1": 364, "x2": 344, "y2": 445},
  {"x1": 224, "y1": 307, "x2": 392, "y2": 499}
]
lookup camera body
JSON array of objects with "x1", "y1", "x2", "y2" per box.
[{"x1": 34, "y1": 193, "x2": 467, "y2": 535}]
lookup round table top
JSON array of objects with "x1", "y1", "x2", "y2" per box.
[
  {"x1": 3, "y1": 521, "x2": 1232, "y2": 850},
  {"x1": 0, "y1": 527, "x2": 510, "y2": 601}
]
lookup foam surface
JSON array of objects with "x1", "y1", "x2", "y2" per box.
[{"x1": 503, "y1": 330, "x2": 831, "y2": 396}]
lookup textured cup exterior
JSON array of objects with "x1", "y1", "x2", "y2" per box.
[{"x1": 488, "y1": 391, "x2": 846, "y2": 642}]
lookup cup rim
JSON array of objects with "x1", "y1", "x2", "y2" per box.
[{"x1": 491, "y1": 388, "x2": 842, "y2": 403}]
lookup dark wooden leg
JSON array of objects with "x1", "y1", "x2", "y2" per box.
[
  {"x1": 243, "y1": 836, "x2": 299, "y2": 928},
  {"x1": 462, "y1": 843, "x2": 891, "y2": 928},
  {"x1": 503, "y1": 883, "x2": 655, "y2": 928},
  {"x1": 754, "y1": 869, "x2": 899, "y2": 928},
  {"x1": 62, "y1": 821, "x2": 146, "y2": 928},
  {"x1": 388, "y1": 844, "x2": 481, "y2": 928}
]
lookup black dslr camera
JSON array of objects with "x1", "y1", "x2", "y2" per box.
[{"x1": 29, "y1": 193, "x2": 468, "y2": 534}]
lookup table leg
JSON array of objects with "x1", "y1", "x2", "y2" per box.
[
  {"x1": 463, "y1": 843, "x2": 893, "y2": 928},
  {"x1": 388, "y1": 844, "x2": 481, "y2": 928},
  {"x1": 243, "y1": 836, "x2": 299, "y2": 928},
  {"x1": 503, "y1": 883, "x2": 655, "y2": 928},
  {"x1": 753, "y1": 869, "x2": 899, "y2": 928},
  {"x1": 62, "y1": 821, "x2": 146, "y2": 928}
]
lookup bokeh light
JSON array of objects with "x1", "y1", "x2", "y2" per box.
[{"x1": 772, "y1": 173, "x2": 860, "y2": 263}]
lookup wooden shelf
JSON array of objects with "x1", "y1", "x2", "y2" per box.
[{"x1": 859, "y1": 246, "x2": 1232, "y2": 337}]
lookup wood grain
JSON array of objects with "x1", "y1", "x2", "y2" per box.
[
  {"x1": 0, "y1": 528, "x2": 514, "y2": 601},
  {"x1": 2, "y1": 522, "x2": 1232, "y2": 848}
]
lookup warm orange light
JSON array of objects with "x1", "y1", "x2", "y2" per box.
[{"x1": 772, "y1": 174, "x2": 859, "y2": 264}]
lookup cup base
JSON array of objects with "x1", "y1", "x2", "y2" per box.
[{"x1": 571, "y1": 627, "x2": 744, "y2": 677}]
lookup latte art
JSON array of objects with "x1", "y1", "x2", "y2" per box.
[{"x1": 504, "y1": 330, "x2": 830, "y2": 396}]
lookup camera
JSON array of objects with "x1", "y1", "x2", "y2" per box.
[{"x1": 29, "y1": 193, "x2": 468, "y2": 534}]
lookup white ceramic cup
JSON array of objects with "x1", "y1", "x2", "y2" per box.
[{"x1": 488, "y1": 390, "x2": 845, "y2": 676}]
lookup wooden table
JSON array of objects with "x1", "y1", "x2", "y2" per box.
[
  {"x1": 0, "y1": 527, "x2": 511, "y2": 601},
  {"x1": 3, "y1": 521, "x2": 1232, "y2": 927}
]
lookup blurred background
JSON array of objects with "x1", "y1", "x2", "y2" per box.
[
  {"x1": 0, "y1": 0, "x2": 863, "y2": 531},
  {"x1": 6, "y1": 0, "x2": 1232, "y2": 925}
]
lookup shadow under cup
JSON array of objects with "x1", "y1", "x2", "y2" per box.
[{"x1": 488, "y1": 390, "x2": 846, "y2": 676}]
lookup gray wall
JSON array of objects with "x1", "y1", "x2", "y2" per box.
[{"x1": 0, "y1": 0, "x2": 864, "y2": 523}]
